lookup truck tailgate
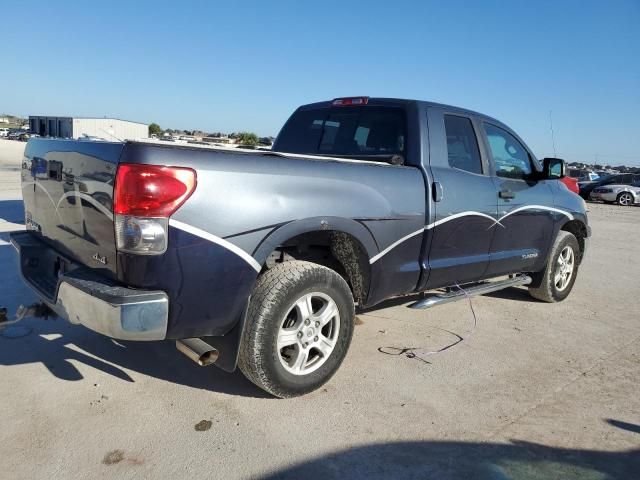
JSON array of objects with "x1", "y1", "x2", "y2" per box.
[{"x1": 21, "y1": 139, "x2": 124, "y2": 278}]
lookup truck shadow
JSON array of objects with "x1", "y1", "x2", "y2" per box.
[
  {"x1": 259, "y1": 438, "x2": 640, "y2": 479},
  {"x1": 484, "y1": 286, "x2": 543, "y2": 302},
  {"x1": 0, "y1": 199, "x2": 25, "y2": 224},
  {"x1": 0, "y1": 318, "x2": 271, "y2": 398}
]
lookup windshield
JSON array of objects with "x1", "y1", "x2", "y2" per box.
[{"x1": 274, "y1": 106, "x2": 406, "y2": 159}]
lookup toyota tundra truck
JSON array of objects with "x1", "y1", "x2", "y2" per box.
[{"x1": 9, "y1": 97, "x2": 590, "y2": 397}]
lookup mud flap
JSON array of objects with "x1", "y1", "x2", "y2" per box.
[{"x1": 200, "y1": 299, "x2": 249, "y2": 372}]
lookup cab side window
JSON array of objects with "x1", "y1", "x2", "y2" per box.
[
  {"x1": 444, "y1": 115, "x2": 482, "y2": 174},
  {"x1": 484, "y1": 123, "x2": 533, "y2": 179}
]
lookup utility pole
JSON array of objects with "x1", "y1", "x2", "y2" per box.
[{"x1": 549, "y1": 110, "x2": 557, "y2": 158}]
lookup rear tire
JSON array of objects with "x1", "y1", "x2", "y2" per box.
[
  {"x1": 617, "y1": 192, "x2": 634, "y2": 206},
  {"x1": 528, "y1": 231, "x2": 580, "y2": 303},
  {"x1": 238, "y1": 261, "x2": 355, "y2": 398}
]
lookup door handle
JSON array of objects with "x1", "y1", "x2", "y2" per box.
[
  {"x1": 499, "y1": 189, "x2": 515, "y2": 199},
  {"x1": 433, "y1": 182, "x2": 444, "y2": 202}
]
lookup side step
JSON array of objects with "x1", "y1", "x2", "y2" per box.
[{"x1": 409, "y1": 275, "x2": 532, "y2": 310}]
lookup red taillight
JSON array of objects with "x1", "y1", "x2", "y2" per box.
[
  {"x1": 332, "y1": 97, "x2": 369, "y2": 106},
  {"x1": 114, "y1": 164, "x2": 197, "y2": 217}
]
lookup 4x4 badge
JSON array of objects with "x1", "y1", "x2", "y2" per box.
[{"x1": 92, "y1": 253, "x2": 107, "y2": 265}]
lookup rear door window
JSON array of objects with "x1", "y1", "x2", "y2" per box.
[
  {"x1": 275, "y1": 106, "x2": 406, "y2": 159},
  {"x1": 444, "y1": 115, "x2": 482, "y2": 174}
]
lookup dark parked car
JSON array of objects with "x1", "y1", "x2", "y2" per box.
[
  {"x1": 7, "y1": 129, "x2": 23, "y2": 140},
  {"x1": 10, "y1": 97, "x2": 590, "y2": 397},
  {"x1": 579, "y1": 173, "x2": 640, "y2": 200}
]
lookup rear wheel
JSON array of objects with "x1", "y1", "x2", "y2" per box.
[
  {"x1": 238, "y1": 261, "x2": 355, "y2": 398},
  {"x1": 528, "y1": 231, "x2": 580, "y2": 302},
  {"x1": 617, "y1": 192, "x2": 634, "y2": 206}
]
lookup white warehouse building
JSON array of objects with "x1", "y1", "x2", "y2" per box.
[{"x1": 29, "y1": 116, "x2": 148, "y2": 140}]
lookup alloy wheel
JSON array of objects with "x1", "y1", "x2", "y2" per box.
[
  {"x1": 619, "y1": 193, "x2": 633, "y2": 206},
  {"x1": 277, "y1": 292, "x2": 341, "y2": 375},
  {"x1": 554, "y1": 246, "x2": 575, "y2": 291}
]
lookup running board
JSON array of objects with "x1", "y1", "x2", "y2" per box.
[{"x1": 409, "y1": 275, "x2": 532, "y2": 309}]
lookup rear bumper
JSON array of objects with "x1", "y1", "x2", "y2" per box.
[{"x1": 10, "y1": 231, "x2": 168, "y2": 341}]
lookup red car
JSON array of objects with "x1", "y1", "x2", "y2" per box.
[{"x1": 560, "y1": 176, "x2": 579, "y2": 194}]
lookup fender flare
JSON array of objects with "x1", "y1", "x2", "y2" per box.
[{"x1": 252, "y1": 216, "x2": 378, "y2": 266}]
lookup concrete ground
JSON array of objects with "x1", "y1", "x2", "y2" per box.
[{"x1": 0, "y1": 138, "x2": 638, "y2": 479}]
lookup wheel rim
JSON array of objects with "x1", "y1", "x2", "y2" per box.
[
  {"x1": 554, "y1": 246, "x2": 575, "y2": 291},
  {"x1": 619, "y1": 193, "x2": 632, "y2": 206},
  {"x1": 277, "y1": 292, "x2": 340, "y2": 376}
]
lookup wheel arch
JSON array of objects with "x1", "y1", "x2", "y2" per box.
[
  {"x1": 253, "y1": 216, "x2": 376, "y2": 305},
  {"x1": 559, "y1": 218, "x2": 588, "y2": 263}
]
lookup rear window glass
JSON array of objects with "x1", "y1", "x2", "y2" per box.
[
  {"x1": 275, "y1": 106, "x2": 406, "y2": 158},
  {"x1": 444, "y1": 115, "x2": 482, "y2": 174}
]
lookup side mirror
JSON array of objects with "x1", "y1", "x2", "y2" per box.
[{"x1": 542, "y1": 157, "x2": 565, "y2": 179}]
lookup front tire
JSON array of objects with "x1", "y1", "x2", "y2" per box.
[
  {"x1": 238, "y1": 261, "x2": 355, "y2": 398},
  {"x1": 528, "y1": 231, "x2": 580, "y2": 303}
]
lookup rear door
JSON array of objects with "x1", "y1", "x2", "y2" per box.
[
  {"x1": 422, "y1": 108, "x2": 498, "y2": 288},
  {"x1": 481, "y1": 122, "x2": 556, "y2": 276}
]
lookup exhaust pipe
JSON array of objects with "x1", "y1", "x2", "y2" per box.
[{"x1": 176, "y1": 338, "x2": 219, "y2": 366}]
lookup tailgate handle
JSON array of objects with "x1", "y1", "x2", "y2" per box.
[{"x1": 499, "y1": 189, "x2": 515, "y2": 200}]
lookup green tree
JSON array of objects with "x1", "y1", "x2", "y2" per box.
[
  {"x1": 237, "y1": 132, "x2": 259, "y2": 146},
  {"x1": 149, "y1": 123, "x2": 162, "y2": 136}
]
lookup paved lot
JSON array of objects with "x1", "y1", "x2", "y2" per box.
[{"x1": 1, "y1": 138, "x2": 638, "y2": 479}]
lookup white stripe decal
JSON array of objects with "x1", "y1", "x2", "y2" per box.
[
  {"x1": 425, "y1": 210, "x2": 503, "y2": 230},
  {"x1": 168, "y1": 219, "x2": 262, "y2": 273},
  {"x1": 369, "y1": 228, "x2": 424, "y2": 264},
  {"x1": 369, "y1": 205, "x2": 573, "y2": 264},
  {"x1": 496, "y1": 204, "x2": 573, "y2": 223}
]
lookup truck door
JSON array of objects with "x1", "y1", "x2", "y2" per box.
[
  {"x1": 422, "y1": 108, "x2": 498, "y2": 288},
  {"x1": 481, "y1": 122, "x2": 556, "y2": 276}
]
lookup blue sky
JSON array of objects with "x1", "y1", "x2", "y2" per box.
[{"x1": 2, "y1": 0, "x2": 639, "y2": 165}]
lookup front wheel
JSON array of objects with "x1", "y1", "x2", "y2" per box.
[
  {"x1": 528, "y1": 231, "x2": 580, "y2": 302},
  {"x1": 238, "y1": 261, "x2": 355, "y2": 398}
]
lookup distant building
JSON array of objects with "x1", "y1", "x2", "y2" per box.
[
  {"x1": 28, "y1": 116, "x2": 148, "y2": 140},
  {"x1": 203, "y1": 136, "x2": 236, "y2": 144},
  {"x1": 0, "y1": 117, "x2": 9, "y2": 124}
]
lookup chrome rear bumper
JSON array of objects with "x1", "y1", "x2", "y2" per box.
[{"x1": 10, "y1": 231, "x2": 168, "y2": 341}]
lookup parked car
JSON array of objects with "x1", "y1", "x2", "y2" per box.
[
  {"x1": 7, "y1": 130, "x2": 23, "y2": 140},
  {"x1": 0, "y1": 127, "x2": 9, "y2": 137},
  {"x1": 589, "y1": 181, "x2": 640, "y2": 206},
  {"x1": 579, "y1": 173, "x2": 640, "y2": 200},
  {"x1": 560, "y1": 176, "x2": 579, "y2": 194},
  {"x1": 10, "y1": 97, "x2": 590, "y2": 398}
]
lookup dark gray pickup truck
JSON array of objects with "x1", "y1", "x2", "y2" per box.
[{"x1": 9, "y1": 97, "x2": 589, "y2": 397}]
